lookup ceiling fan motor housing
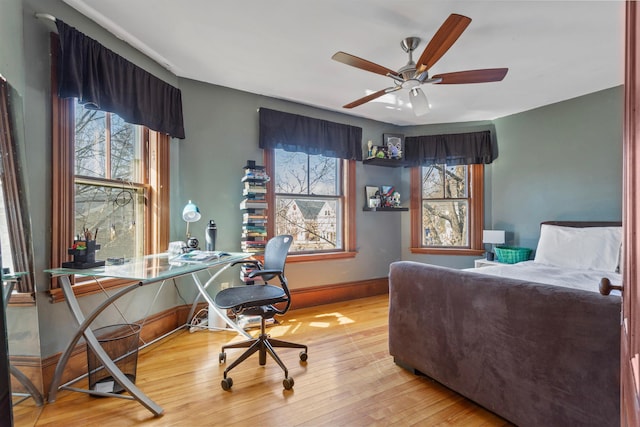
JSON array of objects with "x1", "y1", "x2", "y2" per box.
[{"x1": 401, "y1": 37, "x2": 421, "y2": 53}]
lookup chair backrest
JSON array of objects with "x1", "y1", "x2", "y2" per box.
[{"x1": 261, "y1": 235, "x2": 293, "y2": 282}]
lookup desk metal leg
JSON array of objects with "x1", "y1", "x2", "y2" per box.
[
  {"x1": 10, "y1": 365, "x2": 44, "y2": 406},
  {"x1": 186, "y1": 263, "x2": 232, "y2": 321},
  {"x1": 2, "y1": 281, "x2": 43, "y2": 407},
  {"x1": 48, "y1": 275, "x2": 163, "y2": 417},
  {"x1": 190, "y1": 271, "x2": 251, "y2": 339}
]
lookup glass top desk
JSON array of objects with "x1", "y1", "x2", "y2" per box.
[{"x1": 45, "y1": 251, "x2": 251, "y2": 417}]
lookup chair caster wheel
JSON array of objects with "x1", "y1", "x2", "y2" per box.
[
  {"x1": 283, "y1": 377, "x2": 294, "y2": 390},
  {"x1": 221, "y1": 377, "x2": 233, "y2": 391},
  {"x1": 299, "y1": 351, "x2": 308, "y2": 362},
  {"x1": 219, "y1": 352, "x2": 226, "y2": 364}
]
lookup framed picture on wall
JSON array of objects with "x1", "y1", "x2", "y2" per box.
[
  {"x1": 365, "y1": 186, "x2": 380, "y2": 208},
  {"x1": 383, "y1": 133, "x2": 404, "y2": 159}
]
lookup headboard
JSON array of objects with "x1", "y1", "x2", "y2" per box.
[{"x1": 541, "y1": 220, "x2": 622, "y2": 228}]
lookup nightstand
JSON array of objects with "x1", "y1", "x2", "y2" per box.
[{"x1": 474, "y1": 259, "x2": 503, "y2": 268}]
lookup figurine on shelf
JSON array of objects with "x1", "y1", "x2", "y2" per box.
[
  {"x1": 367, "y1": 140, "x2": 374, "y2": 158},
  {"x1": 371, "y1": 145, "x2": 378, "y2": 159},
  {"x1": 387, "y1": 140, "x2": 402, "y2": 159},
  {"x1": 392, "y1": 191, "x2": 401, "y2": 207}
]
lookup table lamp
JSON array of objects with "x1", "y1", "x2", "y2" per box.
[
  {"x1": 182, "y1": 200, "x2": 201, "y2": 249},
  {"x1": 482, "y1": 230, "x2": 505, "y2": 261}
]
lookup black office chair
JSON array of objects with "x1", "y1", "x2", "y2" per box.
[{"x1": 214, "y1": 234, "x2": 308, "y2": 391}]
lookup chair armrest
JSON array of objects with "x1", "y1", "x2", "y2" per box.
[
  {"x1": 232, "y1": 259, "x2": 261, "y2": 268},
  {"x1": 248, "y1": 269, "x2": 282, "y2": 278}
]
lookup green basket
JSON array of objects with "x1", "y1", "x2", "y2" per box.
[{"x1": 494, "y1": 246, "x2": 532, "y2": 264}]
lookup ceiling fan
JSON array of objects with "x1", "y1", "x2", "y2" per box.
[{"x1": 331, "y1": 13, "x2": 508, "y2": 116}]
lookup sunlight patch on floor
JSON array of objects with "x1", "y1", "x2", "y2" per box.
[{"x1": 315, "y1": 311, "x2": 355, "y2": 325}]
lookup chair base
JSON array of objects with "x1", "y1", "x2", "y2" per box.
[{"x1": 219, "y1": 317, "x2": 308, "y2": 390}]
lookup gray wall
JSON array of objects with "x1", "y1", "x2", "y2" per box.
[
  {"x1": 175, "y1": 78, "x2": 405, "y2": 301},
  {"x1": 12, "y1": 0, "x2": 624, "y2": 358},
  {"x1": 491, "y1": 87, "x2": 623, "y2": 251}
]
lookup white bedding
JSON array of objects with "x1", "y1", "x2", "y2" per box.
[{"x1": 466, "y1": 260, "x2": 622, "y2": 294}]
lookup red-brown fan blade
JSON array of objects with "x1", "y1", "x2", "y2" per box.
[
  {"x1": 416, "y1": 13, "x2": 472, "y2": 73},
  {"x1": 343, "y1": 87, "x2": 398, "y2": 109},
  {"x1": 332, "y1": 52, "x2": 401, "y2": 78},
  {"x1": 432, "y1": 68, "x2": 508, "y2": 84}
]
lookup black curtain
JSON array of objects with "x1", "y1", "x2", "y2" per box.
[
  {"x1": 55, "y1": 20, "x2": 185, "y2": 139},
  {"x1": 404, "y1": 130, "x2": 496, "y2": 166},
  {"x1": 259, "y1": 108, "x2": 363, "y2": 160}
]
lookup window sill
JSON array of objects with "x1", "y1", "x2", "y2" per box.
[
  {"x1": 286, "y1": 251, "x2": 358, "y2": 263},
  {"x1": 48, "y1": 277, "x2": 139, "y2": 303},
  {"x1": 8, "y1": 292, "x2": 36, "y2": 306},
  {"x1": 410, "y1": 247, "x2": 485, "y2": 256}
]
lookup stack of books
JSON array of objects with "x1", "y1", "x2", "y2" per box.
[
  {"x1": 240, "y1": 263, "x2": 263, "y2": 285},
  {"x1": 240, "y1": 161, "x2": 269, "y2": 255}
]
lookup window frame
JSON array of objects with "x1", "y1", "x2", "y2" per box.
[
  {"x1": 409, "y1": 164, "x2": 485, "y2": 256},
  {"x1": 49, "y1": 34, "x2": 170, "y2": 302},
  {"x1": 264, "y1": 149, "x2": 357, "y2": 262}
]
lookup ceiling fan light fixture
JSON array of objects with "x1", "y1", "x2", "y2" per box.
[
  {"x1": 410, "y1": 88, "x2": 430, "y2": 116},
  {"x1": 402, "y1": 79, "x2": 421, "y2": 90}
]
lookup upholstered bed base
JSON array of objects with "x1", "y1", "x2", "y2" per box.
[{"x1": 388, "y1": 260, "x2": 620, "y2": 427}]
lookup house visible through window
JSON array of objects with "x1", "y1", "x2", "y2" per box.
[
  {"x1": 272, "y1": 149, "x2": 343, "y2": 253},
  {"x1": 410, "y1": 163, "x2": 484, "y2": 255}
]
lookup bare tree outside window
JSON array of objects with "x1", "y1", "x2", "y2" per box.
[
  {"x1": 74, "y1": 102, "x2": 145, "y2": 260},
  {"x1": 274, "y1": 149, "x2": 343, "y2": 252},
  {"x1": 421, "y1": 164, "x2": 469, "y2": 247}
]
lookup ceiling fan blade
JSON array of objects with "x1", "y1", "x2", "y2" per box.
[
  {"x1": 343, "y1": 87, "x2": 399, "y2": 109},
  {"x1": 332, "y1": 52, "x2": 400, "y2": 78},
  {"x1": 432, "y1": 68, "x2": 508, "y2": 84},
  {"x1": 416, "y1": 13, "x2": 472, "y2": 72}
]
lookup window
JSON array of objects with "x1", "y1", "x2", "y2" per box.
[
  {"x1": 265, "y1": 149, "x2": 356, "y2": 260},
  {"x1": 410, "y1": 164, "x2": 484, "y2": 255},
  {"x1": 51, "y1": 43, "x2": 170, "y2": 299},
  {"x1": 73, "y1": 105, "x2": 146, "y2": 260}
]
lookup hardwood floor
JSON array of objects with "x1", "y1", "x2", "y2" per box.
[{"x1": 33, "y1": 295, "x2": 512, "y2": 426}]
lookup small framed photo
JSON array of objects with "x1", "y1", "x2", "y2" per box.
[
  {"x1": 365, "y1": 185, "x2": 379, "y2": 200},
  {"x1": 365, "y1": 185, "x2": 380, "y2": 208},
  {"x1": 383, "y1": 133, "x2": 404, "y2": 159}
]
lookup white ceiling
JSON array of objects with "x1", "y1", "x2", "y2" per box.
[{"x1": 60, "y1": 0, "x2": 625, "y2": 126}]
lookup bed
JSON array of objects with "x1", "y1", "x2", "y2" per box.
[{"x1": 388, "y1": 221, "x2": 622, "y2": 427}]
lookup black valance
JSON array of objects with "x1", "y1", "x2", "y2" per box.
[
  {"x1": 55, "y1": 20, "x2": 185, "y2": 139},
  {"x1": 259, "y1": 108, "x2": 362, "y2": 160},
  {"x1": 404, "y1": 130, "x2": 496, "y2": 166}
]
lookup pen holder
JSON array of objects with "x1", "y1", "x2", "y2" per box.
[{"x1": 63, "y1": 240, "x2": 105, "y2": 269}]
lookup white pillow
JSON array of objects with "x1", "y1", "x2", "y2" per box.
[{"x1": 534, "y1": 224, "x2": 622, "y2": 272}]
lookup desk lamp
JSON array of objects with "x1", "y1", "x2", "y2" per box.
[
  {"x1": 482, "y1": 230, "x2": 505, "y2": 261},
  {"x1": 182, "y1": 200, "x2": 201, "y2": 250}
]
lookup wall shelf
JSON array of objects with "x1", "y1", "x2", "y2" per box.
[
  {"x1": 362, "y1": 207, "x2": 408, "y2": 212},
  {"x1": 362, "y1": 158, "x2": 408, "y2": 167}
]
